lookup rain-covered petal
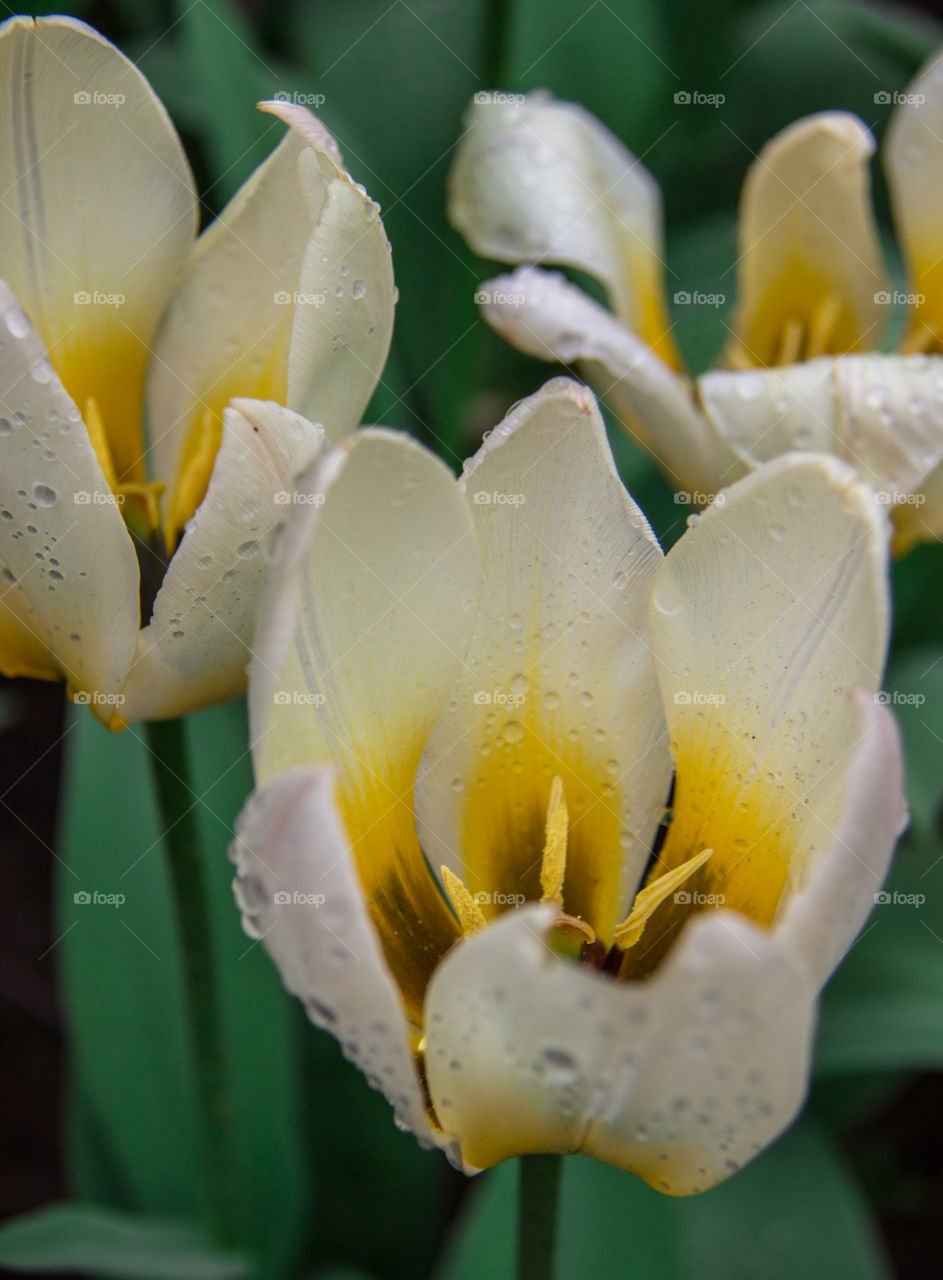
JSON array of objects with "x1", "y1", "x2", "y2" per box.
[
  {"x1": 637, "y1": 455, "x2": 890, "y2": 971},
  {"x1": 727, "y1": 113, "x2": 887, "y2": 367},
  {"x1": 147, "y1": 103, "x2": 394, "y2": 546},
  {"x1": 231, "y1": 767, "x2": 443, "y2": 1151},
  {"x1": 416, "y1": 378, "x2": 670, "y2": 941},
  {"x1": 248, "y1": 429, "x2": 480, "y2": 1022},
  {"x1": 699, "y1": 355, "x2": 943, "y2": 504},
  {"x1": 478, "y1": 267, "x2": 741, "y2": 493},
  {"x1": 117, "y1": 400, "x2": 325, "y2": 724},
  {"x1": 885, "y1": 47, "x2": 943, "y2": 351},
  {"x1": 0, "y1": 282, "x2": 139, "y2": 706},
  {"x1": 424, "y1": 904, "x2": 814, "y2": 1192},
  {"x1": 0, "y1": 15, "x2": 198, "y2": 483},
  {"x1": 449, "y1": 93, "x2": 679, "y2": 365},
  {"x1": 776, "y1": 691, "x2": 906, "y2": 989}
]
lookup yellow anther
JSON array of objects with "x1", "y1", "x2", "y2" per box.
[
  {"x1": 613, "y1": 846, "x2": 714, "y2": 950},
  {"x1": 806, "y1": 294, "x2": 842, "y2": 360},
  {"x1": 540, "y1": 776, "x2": 568, "y2": 906},
  {"x1": 166, "y1": 407, "x2": 223, "y2": 553},
  {"x1": 441, "y1": 865, "x2": 487, "y2": 935},
  {"x1": 774, "y1": 317, "x2": 804, "y2": 367},
  {"x1": 84, "y1": 396, "x2": 119, "y2": 493}
]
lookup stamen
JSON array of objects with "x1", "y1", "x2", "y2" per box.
[
  {"x1": 440, "y1": 866, "x2": 487, "y2": 935},
  {"x1": 774, "y1": 317, "x2": 804, "y2": 366},
  {"x1": 613, "y1": 846, "x2": 714, "y2": 950},
  {"x1": 166, "y1": 407, "x2": 223, "y2": 554},
  {"x1": 540, "y1": 775, "x2": 568, "y2": 906},
  {"x1": 805, "y1": 293, "x2": 841, "y2": 360}
]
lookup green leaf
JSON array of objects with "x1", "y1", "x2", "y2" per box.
[
  {"x1": 436, "y1": 1118, "x2": 888, "y2": 1279},
  {"x1": 56, "y1": 702, "x2": 306, "y2": 1275},
  {"x1": 0, "y1": 1204, "x2": 248, "y2": 1279}
]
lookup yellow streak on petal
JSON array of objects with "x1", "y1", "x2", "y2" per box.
[
  {"x1": 165, "y1": 408, "x2": 222, "y2": 553},
  {"x1": 84, "y1": 396, "x2": 119, "y2": 494},
  {"x1": 539, "y1": 775, "x2": 568, "y2": 906},
  {"x1": 441, "y1": 865, "x2": 488, "y2": 935},
  {"x1": 613, "y1": 845, "x2": 714, "y2": 950}
]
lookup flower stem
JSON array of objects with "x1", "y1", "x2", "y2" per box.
[
  {"x1": 145, "y1": 717, "x2": 234, "y2": 1245},
  {"x1": 517, "y1": 1154, "x2": 563, "y2": 1280}
]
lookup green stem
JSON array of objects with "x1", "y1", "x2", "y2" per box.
[
  {"x1": 145, "y1": 717, "x2": 234, "y2": 1245},
  {"x1": 517, "y1": 1155, "x2": 563, "y2": 1280}
]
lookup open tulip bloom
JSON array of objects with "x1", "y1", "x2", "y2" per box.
[
  {"x1": 0, "y1": 16, "x2": 394, "y2": 723},
  {"x1": 231, "y1": 377, "x2": 906, "y2": 1193},
  {"x1": 447, "y1": 54, "x2": 943, "y2": 553}
]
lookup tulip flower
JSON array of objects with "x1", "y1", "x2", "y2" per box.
[
  {"x1": 230, "y1": 377, "x2": 905, "y2": 1193},
  {"x1": 447, "y1": 67, "x2": 943, "y2": 552},
  {"x1": 0, "y1": 15, "x2": 395, "y2": 723}
]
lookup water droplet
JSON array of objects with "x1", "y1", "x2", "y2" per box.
[
  {"x1": 236, "y1": 540, "x2": 259, "y2": 559},
  {"x1": 352, "y1": 279, "x2": 366, "y2": 299},
  {"x1": 4, "y1": 308, "x2": 29, "y2": 339},
  {"x1": 768, "y1": 523, "x2": 787, "y2": 542},
  {"x1": 0, "y1": 418, "x2": 11, "y2": 436},
  {"x1": 33, "y1": 484, "x2": 57, "y2": 506},
  {"x1": 508, "y1": 612, "x2": 523, "y2": 630},
  {"x1": 542, "y1": 691, "x2": 560, "y2": 711},
  {"x1": 501, "y1": 720, "x2": 524, "y2": 745}
]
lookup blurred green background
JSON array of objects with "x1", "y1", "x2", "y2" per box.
[{"x1": 2, "y1": 0, "x2": 943, "y2": 1276}]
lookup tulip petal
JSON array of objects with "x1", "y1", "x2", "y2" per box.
[
  {"x1": 699, "y1": 355, "x2": 943, "y2": 502},
  {"x1": 248, "y1": 429, "x2": 480, "y2": 1022},
  {"x1": 885, "y1": 48, "x2": 943, "y2": 350},
  {"x1": 638, "y1": 455, "x2": 890, "y2": 970},
  {"x1": 776, "y1": 691, "x2": 906, "y2": 989},
  {"x1": 415, "y1": 378, "x2": 670, "y2": 942},
  {"x1": 231, "y1": 768, "x2": 443, "y2": 1151},
  {"x1": 0, "y1": 282, "x2": 139, "y2": 702},
  {"x1": 424, "y1": 903, "x2": 814, "y2": 1192},
  {"x1": 0, "y1": 16, "x2": 198, "y2": 484},
  {"x1": 478, "y1": 267, "x2": 740, "y2": 493},
  {"x1": 728, "y1": 113, "x2": 887, "y2": 366},
  {"x1": 117, "y1": 400, "x2": 325, "y2": 723},
  {"x1": 147, "y1": 103, "x2": 393, "y2": 544},
  {"x1": 449, "y1": 93, "x2": 678, "y2": 365}
]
